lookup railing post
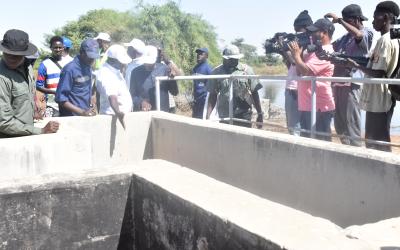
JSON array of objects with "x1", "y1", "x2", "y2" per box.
[
  {"x1": 311, "y1": 78, "x2": 317, "y2": 138},
  {"x1": 203, "y1": 92, "x2": 209, "y2": 120},
  {"x1": 155, "y1": 77, "x2": 161, "y2": 111},
  {"x1": 229, "y1": 78, "x2": 234, "y2": 125}
]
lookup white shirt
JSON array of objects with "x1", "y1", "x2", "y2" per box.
[
  {"x1": 60, "y1": 54, "x2": 73, "y2": 66},
  {"x1": 125, "y1": 57, "x2": 144, "y2": 90},
  {"x1": 97, "y1": 63, "x2": 133, "y2": 115}
]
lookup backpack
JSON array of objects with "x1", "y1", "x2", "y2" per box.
[{"x1": 388, "y1": 39, "x2": 400, "y2": 101}]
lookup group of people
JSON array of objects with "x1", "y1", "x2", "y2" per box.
[
  {"x1": 280, "y1": 1, "x2": 399, "y2": 152},
  {"x1": 1, "y1": 0, "x2": 398, "y2": 153},
  {"x1": 0, "y1": 25, "x2": 263, "y2": 139}
]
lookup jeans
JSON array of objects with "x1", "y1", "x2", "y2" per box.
[
  {"x1": 300, "y1": 110, "x2": 334, "y2": 141},
  {"x1": 285, "y1": 89, "x2": 301, "y2": 136}
]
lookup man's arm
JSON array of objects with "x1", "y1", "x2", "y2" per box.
[
  {"x1": 252, "y1": 90, "x2": 263, "y2": 129},
  {"x1": 108, "y1": 95, "x2": 125, "y2": 128},
  {"x1": 346, "y1": 60, "x2": 386, "y2": 78},
  {"x1": 166, "y1": 80, "x2": 179, "y2": 96},
  {"x1": 0, "y1": 78, "x2": 42, "y2": 136},
  {"x1": 288, "y1": 41, "x2": 312, "y2": 76},
  {"x1": 325, "y1": 13, "x2": 364, "y2": 41}
]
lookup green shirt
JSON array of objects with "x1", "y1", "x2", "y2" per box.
[
  {"x1": 207, "y1": 63, "x2": 261, "y2": 118},
  {"x1": 0, "y1": 60, "x2": 42, "y2": 138}
]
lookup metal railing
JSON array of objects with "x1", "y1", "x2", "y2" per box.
[{"x1": 155, "y1": 74, "x2": 400, "y2": 141}]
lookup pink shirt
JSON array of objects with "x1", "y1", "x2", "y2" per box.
[{"x1": 298, "y1": 44, "x2": 335, "y2": 112}]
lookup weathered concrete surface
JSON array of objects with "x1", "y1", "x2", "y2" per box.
[
  {"x1": 0, "y1": 131, "x2": 92, "y2": 181},
  {"x1": 150, "y1": 113, "x2": 400, "y2": 227},
  {"x1": 0, "y1": 165, "x2": 135, "y2": 250},
  {"x1": 123, "y1": 160, "x2": 372, "y2": 250},
  {"x1": 345, "y1": 218, "x2": 400, "y2": 249}
]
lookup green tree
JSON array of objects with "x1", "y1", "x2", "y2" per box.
[{"x1": 46, "y1": 1, "x2": 219, "y2": 74}]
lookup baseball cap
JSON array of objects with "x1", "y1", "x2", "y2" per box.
[
  {"x1": 342, "y1": 4, "x2": 368, "y2": 21},
  {"x1": 306, "y1": 18, "x2": 335, "y2": 36},
  {"x1": 222, "y1": 44, "x2": 243, "y2": 59},
  {"x1": 80, "y1": 38, "x2": 100, "y2": 59},
  {"x1": 142, "y1": 45, "x2": 158, "y2": 64},
  {"x1": 107, "y1": 44, "x2": 131, "y2": 64},
  {"x1": 94, "y1": 32, "x2": 111, "y2": 42},
  {"x1": 195, "y1": 47, "x2": 209, "y2": 54},
  {"x1": 124, "y1": 38, "x2": 145, "y2": 54},
  {"x1": 62, "y1": 36, "x2": 72, "y2": 49}
]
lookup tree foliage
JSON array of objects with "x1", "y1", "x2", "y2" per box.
[{"x1": 46, "y1": 1, "x2": 219, "y2": 74}]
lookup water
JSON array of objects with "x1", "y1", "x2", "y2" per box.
[{"x1": 259, "y1": 80, "x2": 400, "y2": 135}]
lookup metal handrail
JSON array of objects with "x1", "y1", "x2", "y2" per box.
[{"x1": 155, "y1": 74, "x2": 400, "y2": 139}]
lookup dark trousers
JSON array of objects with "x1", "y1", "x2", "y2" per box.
[
  {"x1": 333, "y1": 84, "x2": 362, "y2": 146},
  {"x1": 300, "y1": 111, "x2": 334, "y2": 141},
  {"x1": 192, "y1": 98, "x2": 206, "y2": 119},
  {"x1": 365, "y1": 101, "x2": 395, "y2": 152}
]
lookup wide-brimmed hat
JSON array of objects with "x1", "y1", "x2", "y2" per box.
[
  {"x1": 222, "y1": 45, "x2": 243, "y2": 59},
  {"x1": 0, "y1": 29, "x2": 37, "y2": 56},
  {"x1": 342, "y1": 4, "x2": 368, "y2": 21}
]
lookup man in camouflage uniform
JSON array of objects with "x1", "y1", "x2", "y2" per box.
[{"x1": 207, "y1": 44, "x2": 263, "y2": 128}]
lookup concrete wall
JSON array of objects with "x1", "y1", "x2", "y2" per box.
[
  {"x1": 0, "y1": 165, "x2": 134, "y2": 250},
  {"x1": 150, "y1": 113, "x2": 400, "y2": 227},
  {"x1": 0, "y1": 112, "x2": 152, "y2": 180},
  {"x1": 0, "y1": 160, "x2": 376, "y2": 250}
]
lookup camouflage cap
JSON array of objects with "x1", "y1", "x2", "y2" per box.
[{"x1": 222, "y1": 44, "x2": 244, "y2": 59}]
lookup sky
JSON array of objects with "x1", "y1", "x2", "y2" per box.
[{"x1": 0, "y1": 0, "x2": 380, "y2": 54}]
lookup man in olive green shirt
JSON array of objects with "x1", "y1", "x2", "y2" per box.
[
  {"x1": 207, "y1": 44, "x2": 263, "y2": 128},
  {"x1": 0, "y1": 29, "x2": 59, "y2": 138}
]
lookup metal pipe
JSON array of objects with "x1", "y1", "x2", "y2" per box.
[
  {"x1": 311, "y1": 79, "x2": 317, "y2": 138},
  {"x1": 229, "y1": 78, "x2": 234, "y2": 125},
  {"x1": 155, "y1": 78, "x2": 161, "y2": 111}
]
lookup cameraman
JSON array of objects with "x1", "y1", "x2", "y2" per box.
[
  {"x1": 347, "y1": 1, "x2": 400, "y2": 152},
  {"x1": 288, "y1": 18, "x2": 336, "y2": 141},
  {"x1": 280, "y1": 10, "x2": 313, "y2": 136},
  {"x1": 325, "y1": 5, "x2": 373, "y2": 147}
]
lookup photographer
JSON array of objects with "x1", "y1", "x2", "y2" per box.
[
  {"x1": 281, "y1": 10, "x2": 313, "y2": 136},
  {"x1": 288, "y1": 18, "x2": 336, "y2": 141},
  {"x1": 347, "y1": 1, "x2": 400, "y2": 152},
  {"x1": 325, "y1": 4, "x2": 374, "y2": 147}
]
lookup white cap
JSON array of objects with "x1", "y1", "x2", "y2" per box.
[
  {"x1": 142, "y1": 45, "x2": 158, "y2": 64},
  {"x1": 123, "y1": 38, "x2": 145, "y2": 54},
  {"x1": 94, "y1": 32, "x2": 111, "y2": 42},
  {"x1": 107, "y1": 44, "x2": 131, "y2": 64}
]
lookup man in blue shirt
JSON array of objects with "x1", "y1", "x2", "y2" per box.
[
  {"x1": 55, "y1": 39, "x2": 99, "y2": 116},
  {"x1": 192, "y1": 47, "x2": 212, "y2": 119}
]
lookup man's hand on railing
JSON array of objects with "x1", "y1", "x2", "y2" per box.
[{"x1": 141, "y1": 99, "x2": 152, "y2": 111}]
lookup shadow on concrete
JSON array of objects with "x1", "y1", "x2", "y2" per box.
[
  {"x1": 117, "y1": 179, "x2": 135, "y2": 250},
  {"x1": 110, "y1": 116, "x2": 117, "y2": 157},
  {"x1": 143, "y1": 120, "x2": 153, "y2": 160},
  {"x1": 381, "y1": 247, "x2": 400, "y2": 250}
]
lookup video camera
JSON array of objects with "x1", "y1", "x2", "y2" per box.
[
  {"x1": 390, "y1": 18, "x2": 400, "y2": 39},
  {"x1": 264, "y1": 32, "x2": 312, "y2": 54}
]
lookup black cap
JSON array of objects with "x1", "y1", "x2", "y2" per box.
[
  {"x1": 375, "y1": 1, "x2": 400, "y2": 17},
  {"x1": 0, "y1": 29, "x2": 37, "y2": 56},
  {"x1": 342, "y1": 4, "x2": 368, "y2": 21},
  {"x1": 307, "y1": 18, "x2": 335, "y2": 36},
  {"x1": 294, "y1": 10, "x2": 313, "y2": 27}
]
